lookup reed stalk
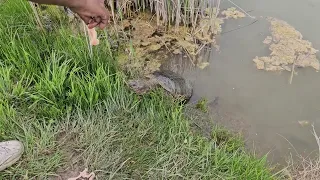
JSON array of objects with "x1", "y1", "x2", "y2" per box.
[{"x1": 107, "y1": 0, "x2": 221, "y2": 29}]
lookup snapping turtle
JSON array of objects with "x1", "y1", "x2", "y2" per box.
[{"x1": 128, "y1": 70, "x2": 193, "y2": 102}]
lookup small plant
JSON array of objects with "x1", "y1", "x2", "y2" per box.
[
  {"x1": 211, "y1": 128, "x2": 244, "y2": 153},
  {"x1": 196, "y1": 97, "x2": 208, "y2": 112}
]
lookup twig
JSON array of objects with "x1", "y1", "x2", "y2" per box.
[
  {"x1": 289, "y1": 53, "x2": 310, "y2": 84},
  {"x1": 182, "y1": 46, "x2": 196, "y2": 66},
  {"x1": 276, "y1": 133, "x2": 299, "y2": 156},
  {"x1": 311, "y1": 124, "x2": 320, "y2": 162},
  {"x1": 289, "y1": 63, "x2": 295, "y2": 85},
  {"x1": 195, "y1": 43, "x2": 206, "y2": 55}
]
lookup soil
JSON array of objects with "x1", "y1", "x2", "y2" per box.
[
  {"x1": 253, "y1": 17, "x2": 320, "y2": 72},
  {"x1": 49, "y1": 131, "x2": 87, "y2": 180}
]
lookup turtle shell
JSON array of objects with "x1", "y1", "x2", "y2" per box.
[{"x1": 152, "y1": 70, "x2": 193, "y2": 100}]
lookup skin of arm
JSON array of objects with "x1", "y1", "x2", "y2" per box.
[{"x1": 28, "y1": 0, "x2": 110, "y2": 29}]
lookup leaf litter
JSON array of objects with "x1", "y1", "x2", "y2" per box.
[{"x1": 253, "y1": 17, "x2": 320, "y2": 72}]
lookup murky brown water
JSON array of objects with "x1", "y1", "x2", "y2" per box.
[{"x1": 164, "y1": 0, "x2": 320, "y2": 165}]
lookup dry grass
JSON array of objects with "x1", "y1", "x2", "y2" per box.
[
  {"x1": 106, "y1": 0, "x2": 221, "y2": 29},
  {"x1": 286, "y1": 125, "x2": 320, "y2": 180}
]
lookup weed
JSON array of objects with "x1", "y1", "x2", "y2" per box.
[{"x1": 196, "y1": 97, "x2": 208, "y2": 112}]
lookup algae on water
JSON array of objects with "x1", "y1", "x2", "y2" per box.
[
  {"x1": 253, "y1": 17, "x2": 320, "y2": 72},
  {"x1": 221, "y1": 7, "x2": 246, "y2": 19}
]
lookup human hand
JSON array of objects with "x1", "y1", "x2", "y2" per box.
[{"x1": 69, "y1": 0, "x2": 110, "y2": 29}]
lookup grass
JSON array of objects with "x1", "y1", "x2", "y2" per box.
[{"x1": 0, "y1": 0, "x2": 280, "y2": 179}]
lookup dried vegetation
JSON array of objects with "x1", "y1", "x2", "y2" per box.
[
  {"x1": 253, "y1": 17, "x2": 320, "y2": 72},
  {"x1": 286, "y1": 125, "x2": 320, "y2": 180},
  {"x1": 106, "y1": 1, "x2": 247, "y2": 76},
  {"x1": 111, "y1": 11, "x2": 223, "y2": 76}
]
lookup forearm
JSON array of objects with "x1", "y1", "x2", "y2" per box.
[
  {"x1": 28, "y1": 0, "x2": 110, "y2": 29},
  {"x1": 28, "y1": 0, "x2": 79, "y2": 8}
]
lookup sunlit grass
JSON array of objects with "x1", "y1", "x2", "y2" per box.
[{"x1": 0, "y1": 0, "x2": 282, "y2": 179}]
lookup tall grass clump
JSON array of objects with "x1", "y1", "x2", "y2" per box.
[
  {"x1": 0, "y1": 0, "x2": 117, "y2": 120},
  {"x1": 106, "y1": 0, "x2": 221, "y2": 29}
]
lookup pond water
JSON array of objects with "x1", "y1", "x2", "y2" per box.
[{"x1": 164, "y1": 0, "x2": 320, "y2": 165}]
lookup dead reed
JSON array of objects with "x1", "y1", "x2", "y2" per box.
[
  {"x1": 106, "y1": 0, "x2": 221, "y2": 29},
  {"x1": 286, "y1": 125, "x2": 320, "y2": 180}
]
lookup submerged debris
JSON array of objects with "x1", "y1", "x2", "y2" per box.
[
  {"x1": 197, "y1": 62, "x2": 210, "y2": 69},
  {"x1": 254, "y1": 17, "x2": 320, "y2": 72}
]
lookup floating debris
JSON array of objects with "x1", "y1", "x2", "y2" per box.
[
  {"x1": 253, "y1": 17, "x2": 320, "y2": 72},
  {"x1": 197, "y1": 62, "x2": 210, "y2": 69},
  {"x1": 221, "y1": 7, "x2": 246, "y2": 19},
  {"x1": 298, "y1": 120, "x2": 310, "y2": 127},
  {"x1": 263, "y1": 36, "x2": 272, "y2": 45}
]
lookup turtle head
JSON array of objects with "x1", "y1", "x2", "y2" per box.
[{"x1": 128, "y1": 79, "x2": 151, "y2": 94}]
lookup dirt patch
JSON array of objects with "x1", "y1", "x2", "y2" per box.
[
  {"x1": 50, "y1": 131, "x2": 87, "y2": 180},
  {"x1": 253, "y1": 17, "x2": 320, "y2": 72}
]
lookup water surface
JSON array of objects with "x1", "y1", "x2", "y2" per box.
[{"x1": 166, "y1": 0, "x2": 320, "y2": 165}]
